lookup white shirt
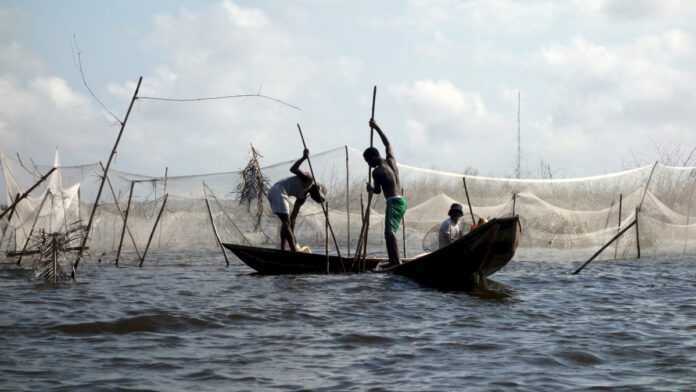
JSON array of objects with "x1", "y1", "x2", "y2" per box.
[{"x1": 438, "y1": 218, "x2": 462, "y2": 249}]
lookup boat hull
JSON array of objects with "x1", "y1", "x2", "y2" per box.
[{"x1": 223, "y1": 216, "x2": 520, "y2": 290}]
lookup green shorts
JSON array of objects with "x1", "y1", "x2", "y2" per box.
[{"x1": 385, "y1": 196, "x2": 408, "y2": 234}]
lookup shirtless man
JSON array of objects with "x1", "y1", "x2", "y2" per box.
[
  {"x1": 363, "y1": 119, "x2": 408, "y2": 266},
  {"x1": 267, "y1": 149, "x2": 326, "y2": 251}
]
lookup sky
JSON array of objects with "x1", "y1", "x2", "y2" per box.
[{"x1": 1, "y1": 0, "x2": 696, "y2": 180}]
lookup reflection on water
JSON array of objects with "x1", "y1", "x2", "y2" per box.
[{"x1": 1, "y1": 250, "x2": 696, "y2": 391}]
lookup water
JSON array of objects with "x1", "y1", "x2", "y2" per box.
[{"x1": 1, "y1": 251, "x2": 696, "y2": 391}]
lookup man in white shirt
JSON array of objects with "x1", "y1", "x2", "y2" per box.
[{"x1": 438, "y1": 203, "x2": 465, "y2": 249}]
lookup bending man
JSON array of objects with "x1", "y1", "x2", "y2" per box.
[
  {"x1": 267, "y1": 149, "x2": 326, "y2": 251},
  {"x1": 364, "y1": 119, "x2": 408, "y2": 266}
]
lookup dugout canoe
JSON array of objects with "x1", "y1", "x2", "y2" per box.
[{"x1": 222, "y1": 216, "x2": 520, "y2": 288}]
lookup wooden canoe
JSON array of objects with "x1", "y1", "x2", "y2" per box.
[{"x1": 222, "y1": 216, "x2": 520, "y2": 289}]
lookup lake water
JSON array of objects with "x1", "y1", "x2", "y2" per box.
[{"x1": 1, "y1": 250, "x2": 696, "y2": 391}]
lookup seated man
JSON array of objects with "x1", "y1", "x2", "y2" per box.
[
  {"x1": 364, "y1": 119, "x2": 407, "y2": 266},
  {"x1": 267, "y1": 149, "x2": 326, "y2": 251},
  {"x1": 438, "y1": 203, "x2": 464, "y2": 249}
]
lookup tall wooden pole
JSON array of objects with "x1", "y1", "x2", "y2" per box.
[
  {"x1": 401, "y1": 187, "x2": 407, "y2": 258},
  {"x1": 0, "y1": 168, "x2": 56, "y2": 222},
  {"x1": 635, "y1": 207, "x2": 641, "y2": 259},
  {"x1": 614, "y1": 193, "x2": 623, "y2": 260},
  {"x1": 115, "y1": 181, "x2": 135, "y2": 266},
  {"x1": 140, "y1": 193, "x2": 168, "y2": 267},
  {"x1": 345, "y1": 145, "x2": 351, "y2": 257},
  {"x1": 158, "y1": 167, "x2": 168, "y2": 248},
  {"x1": 355, "y1": 86, "x2": 377, "y2": 265},
  {"x1": 296, "y1": 124, "x2": 341, "y2": 257},
  {"x1": 203, "y1": 186, "x2": 230, "y2": 267},
  {"x1": 73, "y1": 76, "x2": 142, "y2": 277}
]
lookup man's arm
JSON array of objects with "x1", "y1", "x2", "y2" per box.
[
  {"x1": 290, "y1": 198, "x2": 305, "y2": 230},
  {"x1": 290, "y1": 149, "x2": 312, "y2": 182},
  {"x1": 369, "y1": 119, "x2": 394, "y2": 160},
  {"x1": 367, "y1": 170, "x2": 383, "y2": 195}
]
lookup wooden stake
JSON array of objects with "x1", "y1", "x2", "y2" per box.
[
  {"x1": 0, "y1": 168, "x2": 56, "y2": 222},
  {"x1": 73, "y1": 76, "x2": 142, "y2": 277},
  {"x1": 614, "y1": 193, "x2": 623, "y2": 260},
  {"x1": 140, "y1": 193, "x2": 168, "y2": 267},
  {"x1": 158, "y1": 167, "x2": 168, "y2": 248},
  {"x1": 0, "y1": 193, "x2": 20, "y2": 251},
  {"x1": 100, "y1": 163, "x2": 142, "y2": 262},
  {"x1": 463, "y1": 177, "x2": 475, "y2": 225},
  {"x1": 203, "y1": 186, "x2": 230, "y2": 267},
  {"x1": 401, "y1": 187, "x2": 407, "y2": 258},
  {"x1": 345, "y1": 145, "x2": 350, "y2": 257},
  {"x1": 17, "y1": 191, "x2": 51, "y2": 265},
  {"x1": 572, "y1": 219, "x2": 637, "y2": 275},
  {"x1": 635, "y1": 207, "x2": 641, "y2": 259},
  {"x1": 203, "y1": 182, "x2": 253, "y2": 245},
  {"x1": 297, "y1": 123, "x2": 342, "y2": 257},
  {"x1": 325, "y1": 201, "x2": 330, "y2": 273},
  {"x1": 115, "y1": 181, "x2": 136, "y2": 266},
  {"x1": 512, "y1": 193, "x2": 517, "y2": 216}
]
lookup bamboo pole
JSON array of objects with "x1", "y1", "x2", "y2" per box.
[
  {"x1": 614, "y1": 193, "x2": 623, "y2": 260},
  {"x1": 203, "y1": 186, "x2": 230, "y2": 267},
  {"x1": 296, "y1": 124, "x2": 341, "y2": 257},
  {"x1": 139, "y1": 193, "x2": 168, "y2": 267},
  {"x1": 325, "y1": 201, "x2": 330, "y2": 273},
  {"x1": 100, "y1": 163, "x2": 142, "y2": 261},
  {"x1": 73, "y1": 76, "x2": 143, "y2": 277},
  {"x1": 635, "y1": 207, "x2": 641, "y2": 259},
  {"x1": 345, "y1": 145, "x2": 350, "y2": 257},
  {"x1": 355, "y1": 86, "x2": 377, "y2": 267},
  {"x1": 17, "y1": 190, "x2": 51, "y2": 265},
  {"x1": 158, "y1": 167, "x2": 168, "y2": 248},
  {"x1": 0, "y1": 167, "x2": 56, "y2": 222},
  {"x1": 203, "y1": 182, "x2": 253, "y2": 245},
  {"x1": 463, "y1": 177, "x2": 475, "y2": 225},
  {"x1": 115, "y1": 181, "x2": 135, "y2": 266},
  {"x1": 572, "y1": 219, "x2": 637, "y2": 275},
  {"x1": 0, "y1": 193, "x2": 20, "y2": 251},
  {"x1": 401, "y1": 187, "x2": 407, "y2": 258}
]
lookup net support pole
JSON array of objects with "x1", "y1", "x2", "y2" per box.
[
  {"x1": 463, "y1": 177, "x2": 476, "y2": 224},
  {"x1": 140, "y1": 193, "x2": 168, "y2": 267},
  {"x1": 345, "y1": 145, "x2": 351, "y2": 257},
  {"x1": 0, "y1": 167, "x2": 56, "y2": 222},
  {"x1": 572, "y1": 219, "x2": 637, "y2": 275},
  {"x1": 100, "y1": 162, "x2": 142, "y2": 262},
  {"x1": 73, "y1": 76, "x2": 143, "y2": 277},
  {"x1": 325, "y1": 201, "x2": 330, "y2": 273},
  {"x1": 635, "y1": 207, "x2": 641, "y2": 259},
  {"x1": 401, "y1": 187, "x2": 407, "y2": 258},
  {"x1": 115, "y1": 181, "x2": 135, "y2": 266},
  {"x1": 203, "y1": 188, "x2": 230, "y2": 267},
  {"x1": 17, "y1": 190, "x2": 51, "y2": 266},
  {"x1": 512, "y1": 193, "x2": 517, "y2": 216},
  {"x1": 0, "y1": 193, "x2": 20, "y2": 251},
  {"x1": 297, "y1": 124, "x2": 342, "y2": 258},
  {"x1": 158, "y1": 167, "x2": 168, "y2": 248},
  {"x1": 614, "y1": 193, "x2": 623, "y2": 260},
  {"x1": 202, "y1": 183, "x2": 253, "y2": 245}
]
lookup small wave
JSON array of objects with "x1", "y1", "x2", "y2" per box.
[
  {"x1": 51, "y1": 313, "x2": 218, "y2": 335},
  {"x1": 553, "y1": 350, "x2": 604, "y2": 366},
  {"x1": 335, "y1": 333, "x2": 395, "y2": 346}
]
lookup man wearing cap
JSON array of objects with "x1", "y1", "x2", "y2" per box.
[
  {"x1": 267, "y1": 148, "x2": 326, "y2": 251},
  {"x1": 439, "y1": 203, "x2": 465, "y2": 249},
  {"x1": 363, "y1": 118, "x2": 408, "y2": 266}
]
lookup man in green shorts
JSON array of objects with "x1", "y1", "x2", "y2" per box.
[{"x1": 364, "y1": 118, "x2": 408, "y2": 266}]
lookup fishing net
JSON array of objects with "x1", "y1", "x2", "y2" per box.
[{"x1": 2, "y1": 146, "x2": 696, "y2": 266}]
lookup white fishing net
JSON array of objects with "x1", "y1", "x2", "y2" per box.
[{"x1": 2, "y1": 146, "x2": 695, "y2": 265}]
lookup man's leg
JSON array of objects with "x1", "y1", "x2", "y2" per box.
[
  {"x1": 385, "y1": 229, "x2": 401, "y2": 265},
  {"x1": 277, "y1": 213, "x2": 297, "y2": 251}
]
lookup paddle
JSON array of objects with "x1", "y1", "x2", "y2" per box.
[{"x1": 296, "y1": 123, "x2": 342, "y2": 259}]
